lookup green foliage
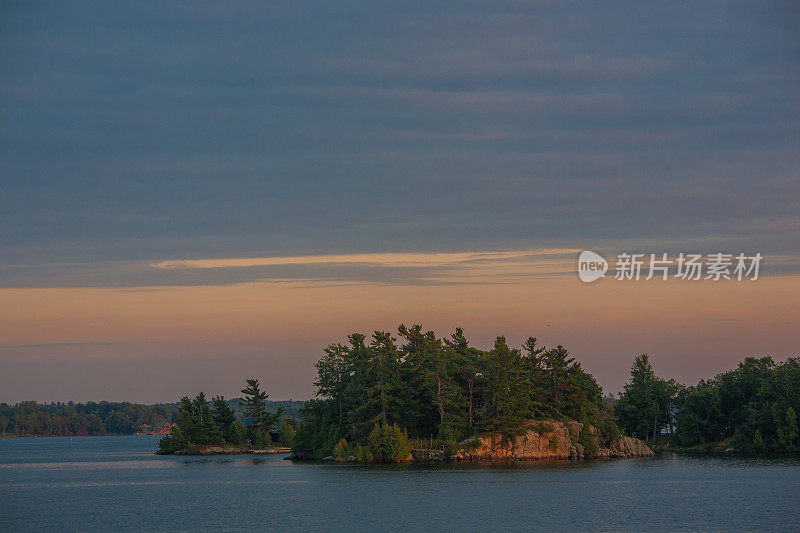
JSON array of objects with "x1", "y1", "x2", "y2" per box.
[
  {"x1": 174, "y1": 393, "x2": 222, "y2": 445},
  {"x1": 598, "y1": 418, "x2": 621, "y2": 441},
  {"x1": 241, "y1": 378, "x2": 282, "y2": 448},
  {"x1": 301, "y1": 325, "x2": 606, "y2": 459},
  {"x1": 333, "y1": 438, "x2": 349, "y2": 461},
  {"x1": 548, "y1": 434, "x2": 559, "y2": 452},
  {"x1": 157, "y1": 426, "x2": 188, "y2": 454},
  {"x1": 154, "y1": 379, "x2": 283, "y2": 452},
  {"x1": 482, "y1": 336, "x2": 531, "y2": 437},
  {"x1": 354, "y1": 444, "x2": 372, "y2": 463},
  {"x1": 360, "y1": 331, "x2": 405, "y2": 431},
  {"x1": 438, "y1": 423, "x2": 464, "y2": 456},
  {"x1": 615, "y1": 354, "x2": 681, "y2": 443},
  {"x1": 291, "y1": 399, "x2": 342, "y2": 459},
  {"x1": 279, "y1": 417, "x2": 297, "y2": 447},
  {"x1": 446, "y1": 327, "x2": 484, "y2": 430},
  {"x1": 0, "y1": 400, "x2": 176, "y2": 437},
  {"x1": 229, "y1": 420, "x2": 248, "y2": 447},
  {"x1": 368, "y1": 422, "x2": 411, "y2": 463},
  {"x1": 673, "y1": 357, "x2": 800, "y2": 451},
  {"x1": 578, "y1": 425, "x2": 598, "y2": 456},
  {"x1": 778, "y1": 407, "x2": 798, "y2": 449},
  {"x1": 533, "y1": 421, "x2": 554, "y2": 434},
  {"x1": 751, "y1": 429, "x2": 766, "y2": 452},
  {"x1": 211, "y1": 395, "x2": 236, "y2": 443}
]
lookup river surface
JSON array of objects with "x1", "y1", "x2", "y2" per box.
[{"x1": 1, "y1": 436, "x2": 798, "y2": 532}]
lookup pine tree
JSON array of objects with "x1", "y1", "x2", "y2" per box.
[
  {"x1": 446, "y1": 327, "x2": 483, "y2": 432},
  {"x1": 522, "y1": 337, "x2": 548, "y2": 418},
  {"x1": 176, "y1": 396, "x2": 197, "y2": 441},
  {"x1": 357, "y1": 331, "x2": 403, "y2": 432},
  {"x1": 615, "y1": 354, "x2": 679, "y2": 442},
  {"x1": 229, "y1": 420, "x2": 249, "y2": 447},
  {"x1": 211, "y1": 395, "x2": 237, "y2": 443},
  {"x1": 399, "y1": 324, "x2": 464, "y2": 437},
  {"x1": 192, "y1": 392, "x2": 222, "y2": 444},
  {"x1": 482, "y1": 336, "x2": 531, "y2": 437},
  {"x1": 542, "y1": 345, "x2": 575, "y2": 413},
  {"x1": 241, "y1": 379, "x2": 282, "y2": 448}
]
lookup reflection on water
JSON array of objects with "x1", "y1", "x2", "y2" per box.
[{"x1": 1, "y1": 436, "x2": 799, "y2": 532}]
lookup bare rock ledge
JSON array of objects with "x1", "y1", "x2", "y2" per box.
[{"x1": 453, "y1": 420, "x2": 653, "y2": 462}]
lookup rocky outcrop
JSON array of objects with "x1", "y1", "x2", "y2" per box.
[
  {"x1": 452, "y1": 420, "x2": 653, "y2": 462},
  {"x1": 598, "y1": 435, "x2": 653, "y2": 458}
]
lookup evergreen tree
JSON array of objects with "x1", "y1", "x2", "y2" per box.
[
  {"x1": 192, "y1": 392, "x2": 222, "y2": 444},
  {"x1": 615, "y1": 355, "x2": 679, "y2": 442},
  {"x1": 279, "y1": 416, "x2": 298, "y2": 446},
  {"x1": 211, "y1": 395, "x2": 237, "y2": 443},
  {"x1": 176, "y1": 396, "x2": 198, "y2": 442},
  {"x1": 241, "y1": 379, "x2": 282, "y2": 448},
  {"x1": 397, "y1": 324, "x2": 435, "y2": 437},
  {"x1": 561, "y1": 362, "x2": 603, "y2": 422},
  {"x1": 229, "y1": 420, "x2": 249, "y2": 447},
  {"x1": 542, "y1": 345, "x2": 575, "y2": 413},
  {"x1": 674, "y1": 379, "x2": 721, "y2": 445},
  {"x1": 399, "y1": 324, "x2": 465, "y2": 437},
  {"x1": 778, "y1": 406, "x2": 798, "y2": 449},
  {"x1": 521, "y1": 337, "x2": 548, "y2": 417},
  {"x1": 446, "y1": 327, "x2": 484, "y2": 431},
  {"x1": 315, "y1": 343, "x2": 351, "y2": 425},
  {"x1": 357, "y1": 331, "x2": 403, "y2": 432},
  {"x1": 481, "y1": 336, "x2": 531, "y2": 438}
]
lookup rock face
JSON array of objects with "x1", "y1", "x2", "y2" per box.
[
  {"x1": 452, "y1": 420, "x2": 653, "y2": 462},
  {"x1": 600, "y1": 435, "x2": 653, "y2": 458}
]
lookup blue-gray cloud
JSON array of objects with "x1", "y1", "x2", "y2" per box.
[{"x1": 1, "y1": 0, "x2": 798, "y2": 271}]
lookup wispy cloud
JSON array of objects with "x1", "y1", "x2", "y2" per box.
[
  {"x1": 151, "y1": 249, "x2": 577, "y2": 270},
  {"x1": 3, "y1": 249, "x2": 798, "y2": 289}
]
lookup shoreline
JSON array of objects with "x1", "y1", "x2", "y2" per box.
[
  {"x1": 0, "y1": 434, "x2": 160, "y2": 439},
  {"x1": 156, "y1": 444, "x2": 291, "y2": 455}
]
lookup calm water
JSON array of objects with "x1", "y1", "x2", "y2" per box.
[{"x1": 1, "y1": 436, "x2": 799, "y2": 532}]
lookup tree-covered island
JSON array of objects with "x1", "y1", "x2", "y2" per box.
[
  {"x1": 156, "y1": 379, "x2": 296, "y2": 455},
  {"x1": 290, "y1": 325, "x2": 646, "y2": 462},
  {"x1": 149, "y1": 324, "x2": 799, "y2": 460}
]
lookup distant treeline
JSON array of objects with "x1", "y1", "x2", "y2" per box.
[
  {"x1": 616, "y1": 354, "x2": 800, "y2": 452},
  {"x1": 0, "y1": 398, "x2": 305, "y2": 437}
]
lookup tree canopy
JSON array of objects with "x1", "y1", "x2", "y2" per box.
[
  {"x1": 615, "y1": 354, "x2": 800, "y2": 451},
  {"x1": 293, "y1": 325, "x2": 606, "y2": 459},
  {"x1": 157, "y1": 379, "x2": 285, "y2": 454}
]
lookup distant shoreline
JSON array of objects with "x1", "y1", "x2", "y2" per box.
[{"x1": 0, "y1": 433, "x2": 161, "y2": 439}]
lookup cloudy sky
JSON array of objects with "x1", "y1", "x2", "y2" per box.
[{"x1": 1, "y1": 1, "x2": 798, "y2": 403}]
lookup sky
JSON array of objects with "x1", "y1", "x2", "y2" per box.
[{"x1": 1, "y1": 1, "x2": 798, "y2": 403}]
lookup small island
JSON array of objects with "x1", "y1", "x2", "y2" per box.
[
  {"x1": 156, "y1": 326, "x2": 655, "y2": 461},
  {"x1": 153, "y1": 325, "x2": 799, "y2": 461},
  {"x1": 156, "y1": 379, "x2": 295, "y2": 455},
  {"x1": 289, "y1": 326, "x2": 654, "y2": 462}
]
